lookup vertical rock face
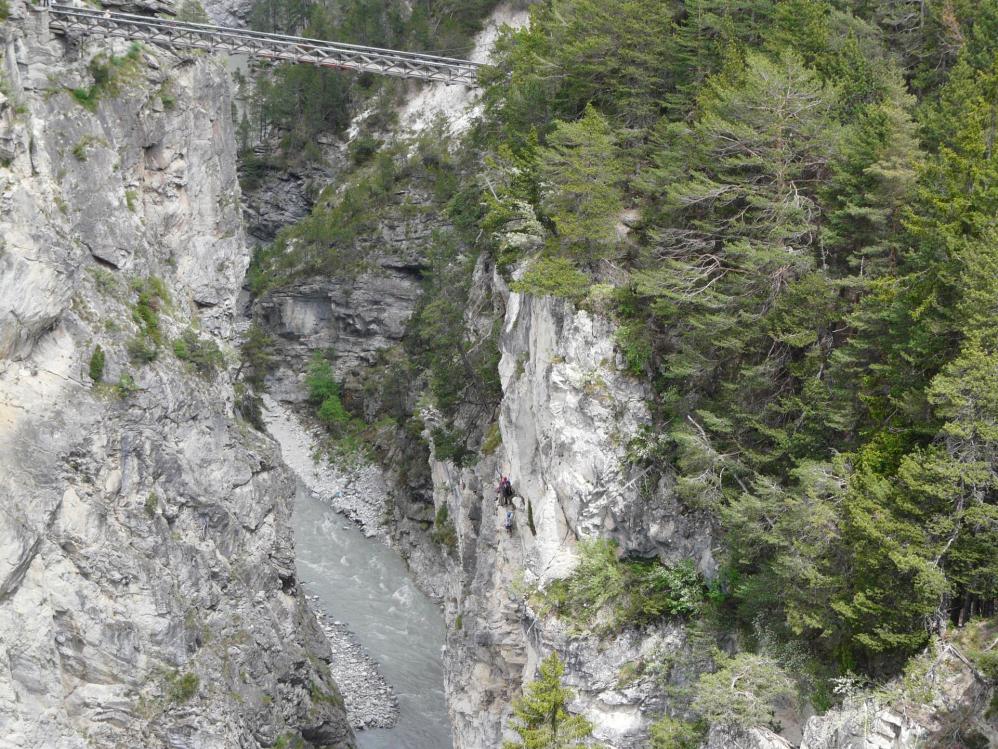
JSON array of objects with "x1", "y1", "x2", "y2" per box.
[
  {"x1": 0, "y1": 4, "x2": 353, "y2": 747},
  {"x1": 430, "y1": 291, "x2": 715, "y2": 749},
  {"x1": 251, "y1": 185, "x2": 440, "y2": 403}
]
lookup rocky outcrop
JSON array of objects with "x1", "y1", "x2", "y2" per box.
[
  {"x1": 800, "y1": 643, "x2": 995, "y2": 749},
  {"x1": 0, "y1": 4, "x2": 352, "y2": 747},
  {"x1": 199, "y1": 0, "x2": 254, "y2": 30},
  {"x1": 240, "y1": 155, "x2": 342, "y2": 245},
  {"x1": 700, "y1": 642, "x2": 996, "y2": 749},
  {"x1": 497, "y1": 294, "x2": 715, "y2": 576},
  {"x1": 255, "y1": 269, "x2": 423, "y2": 403},
  {"x1": 251, "y1": 184, "x2": 440, "y2": 404}
]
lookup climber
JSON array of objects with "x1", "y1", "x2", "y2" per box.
[
  {"x1": 504, "y1": 510, "x2": 513, "y2": 535},
  {"x1": 497, "y1": 476, "x2": 514, "y2": 506}
]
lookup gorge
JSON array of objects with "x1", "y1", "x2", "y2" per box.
[{"x1": 1, "y1": 0, "x2": 997, "y2": 748}]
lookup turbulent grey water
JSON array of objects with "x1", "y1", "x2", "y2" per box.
[{"x1": 293, "y1": 480, "x2": 453, "y2": 749}]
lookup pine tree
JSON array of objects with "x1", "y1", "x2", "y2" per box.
[
  {"x1": 503, "y1": 652, "x2": 596, "y2": 749},
  {"x1": 916, "y1": 229, "x2": 998, "y2": 625},
  {"x1": 635, "y1": 50, "x2": 839, "y2": 469},
  {"x1": 667, "y1": 0, "x2": 776, "y2": 115},
  {"x1": 88, "y1": 345, "x2": 105, "y2": 383},
  {"x1": 539, "y1": 105, "x2": 625, "y2": 266},
  {"x1": 481, "y1": 0, "x2": 680, "y2": 137},
  {"x1": 822, "y1": 79, "x2": 920, "y2": 277}
]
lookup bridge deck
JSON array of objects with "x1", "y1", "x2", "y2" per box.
[{"x1": 45, "y1": 3, "x2": 482, "y2": 86}]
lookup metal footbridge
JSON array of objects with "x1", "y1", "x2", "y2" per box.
[{"x1": 43, "y1": 3, "x2": 482, "y2": 86}]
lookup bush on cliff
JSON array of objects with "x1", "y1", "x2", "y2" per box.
[
  {"x1": 536, "y1": 539, "x2": 707, "y2": 633},
  {"x1": 88, "y1": 345, "x2": 105, "y2": 383}
]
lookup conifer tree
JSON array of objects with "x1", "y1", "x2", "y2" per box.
[
  {"x1": 503, "y1": 652, "x2": 596, "y2": 749},
  {"x1": 635, "y1": 50, "x2": 838, "y2": 467},
  {"x1": 539, "y1": 105, "x2": 625, "y2": 266}
]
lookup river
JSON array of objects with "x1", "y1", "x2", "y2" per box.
[{"x1": 265, "y1": 399, "x2": 453, "y2": 749}]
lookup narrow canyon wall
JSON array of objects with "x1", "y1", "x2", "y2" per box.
[
  {"x1": 0, "y1": 4, "x2": 352, "y2": 747},
  {"x1": 428, "y1": 288, "x2": 715, "y2": 749}
]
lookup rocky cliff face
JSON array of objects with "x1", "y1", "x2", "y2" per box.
[
  {"x1": 426, "y1": 289, "x2": 715, "y2": 749},
  {"x1": 252, "y1": 184, "x2": 438, "y2": 403},
  {"x1": 0, "y1": 4, "x2": 353, "y2": 747}
]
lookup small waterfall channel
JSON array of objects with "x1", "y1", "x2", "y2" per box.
[{"x1": 263, "y1": 398, "x2": 453, "y2": 749}]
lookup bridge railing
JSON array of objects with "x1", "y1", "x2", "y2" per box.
[{"x1": 44, "y1": 2, "x2": 483, "y2": 85}]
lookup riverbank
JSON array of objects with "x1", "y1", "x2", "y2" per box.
[
  {"x1": 263, "y1": 394, "x2": 389, "y2": 536},
  {"x1": 305, "y1": 592, "x2": 399, "y2": 730}
]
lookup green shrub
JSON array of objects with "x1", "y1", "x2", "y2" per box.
[
  {"x1": 157, "y1": 79, "x2": 176, "y2": 110},
  {"x1": 617, "y1": 558, "x2": 704, "y2": 623},
  {"x1": 72, "y1": 137, "x2": 93, "y2": 161},
  {"x1": 127, "y1": 335, "x2": 158, "y2": 363},
  {"x1": 273, "y1": 733, "x2": 305, "y2": 749},
  {"x1": 88, "y1": 345, "x2": 105, "y2": 382},
  {"x1": 71, "y1": 88, "x2": 99, "y2": 111},
  {"x1": 238, "y1": 323, "x2": 273, "y2": 392},
  {"x1": 536, "y1": 539, "x2": 706, "y2": 633},
  {"x1": 115, "y1": 372, "x2": 138, "y2": 397},
  {"x1": 691, "y1": 653, "x2": 793, "y2": 729},
  {"x1": 349, "y1": 133, "x2": 382, "y2": 165},
  {"x1": 649, "y1": 715, "x2": 706, "y2": 749},
  {"x1": 0, "y1": 0, "x2": 9, "y2": 22},
  {"x1": 171, "y1": 336, "x2": 187, "y2": 359},
  {"x1": 305, "y1": 352, "x2": 337, "y2": 404},
  {"x1": 235, "y1": 381, "x2": 265, "y2": 430},
  {"x1": 616, "y1": 320, "x2": 653, "y2": 376},
  {"x1": 956, "y1": 617, "x2": 998, "y2": 684},
  {"x1": 238, "y1": 151, "x2": 273, "y2": 192},
  {"x1": 166, "y1": 671, "x2": 199, "y2": 702},
  {"x1": 977, "y1": 651, "x2": 998, "y2": 682},
  {"x1": 144, "y1": 492, "x2": 158, "y2": 516},
  {"x1": 317, "y1": 394, "x2": 350, "y2": 426},
  {"x1": 310, "y1": 681, "x2": 344, "y2": 707},
  {"x1": 71, "y1": 45, "x2": 143, "y2": 112},
  {"x1": 481, "y1": 422, "x2": 502, "y2": 455},
  {"x1": 301, "y1": 351, "x2": 369, "y2": 455},
  {"x1": 432, "y1": 503, "x2": 458, "y2": 552},
  {"x1": 431, "y1": 426, "x2": 473, "y2": 465},
  {"x1": 173, "y1": 330, "x2": 224, "y2": 379},
  {"x1": 175, "y1": 0, "x2": 210, "y2": 22},
  {"x1": 126, "y1": 277, "x2": 169, "y2": 364},
  {"x1": 511, "y1": 255, "x2": 590, "y2": 302},
  {"x1": 305, "y1": 353, "x2": 352, "y2": 427}
]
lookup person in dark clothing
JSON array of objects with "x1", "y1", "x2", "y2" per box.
[
  {"x1": 504, "y1": 510, "x2": 514, "y2": 535},
  {"x1": 497, "y1": 476, "x2": 514, "y2": 505}
]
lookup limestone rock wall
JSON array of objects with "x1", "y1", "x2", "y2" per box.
[
  {"x1": 0, "y1": 5, "x2": 353, "y2": 747},
  {"x1": 430, "y1": 292, "x2": 714, "y2": 749}
]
